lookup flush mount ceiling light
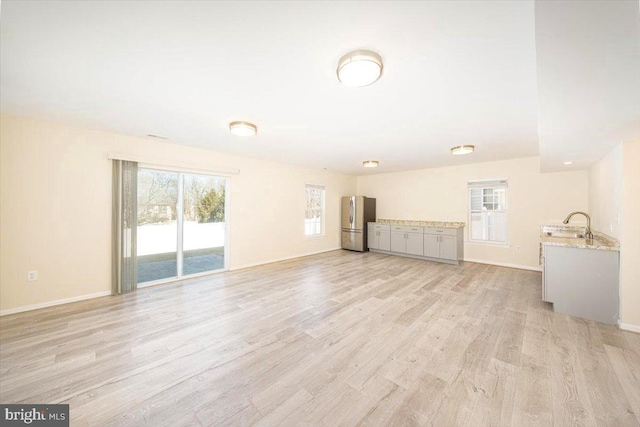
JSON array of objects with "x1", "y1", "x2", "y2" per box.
[
  {"x1": 450, "y1": 145, "x2": 475, "y2": 155},
  {"x1": 363, "y1": 160, "x2": 379, "y2": 168},
  {"x1": 564, "y1": 161, "x2": 573, "y2": 165},
  {"x1": 229, "y1": 121, "x2": 257, "y2": 136},
  {"x1": 337, "y1": 50, "x2": 383, "y2": 87}
]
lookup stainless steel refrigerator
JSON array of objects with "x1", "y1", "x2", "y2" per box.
[{"x1": 341, "y1": 196, "x2": 376, "y2": 252}]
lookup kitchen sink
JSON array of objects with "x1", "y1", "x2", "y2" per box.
[{"x1": 543, "y1": 231, "x2": 586, "y2": 239}]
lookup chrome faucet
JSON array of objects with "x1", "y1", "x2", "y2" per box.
[{"x1": 563, "y1": 211, "x2": 593, "y2": 239}]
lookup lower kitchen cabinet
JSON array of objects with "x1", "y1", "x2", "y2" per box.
[
  {"x1": 424, "y1": 229, "x2": 462, "y2": 261},
  {"x1": 542, "y1": 244, "x2": 619, "y2": 324},
  {"x1": 368, "y1": 224, "x2": 390, "y2": 251},
  {"x1": 368, "y1": 222, "x2": 464, "y2": 265},
  {"x1": 390, "y1": 231, "x2": 405, "y2": 253},
  {"x1": 391, "y1": 228, "x2": 424, "y2": 256},
  {"x1": 379, "y1": 231, "x2": 390, "y2": 251},
  {"x1": 424, "y1": 234, "x2": 439, "y2": 258},
  {"x1": 440, "y1": 235, "x2": 457, "y2": 260},
  {"x1": 406, "y1": 233, "x2": 424, "y2": 256}
]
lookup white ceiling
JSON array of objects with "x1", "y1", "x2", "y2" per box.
[
  {"x1": 535, "y1": 0, "x2": 640, "y2": 172},
  {"x1": 0, "y1": 1, "x2": 637, "y2": 175}
]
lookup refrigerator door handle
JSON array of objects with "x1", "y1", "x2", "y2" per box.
[{"x1": 349, "y1": 199, "x2": 354, "y2": 226}]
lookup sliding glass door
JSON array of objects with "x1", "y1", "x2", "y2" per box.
[
  {"x1": 182, "y1": 175, "x2": 226, "y2": 275},
  {"x1": 136, "y1": 168, "x2": 227, "y2": 285},
  {"x1": 137, "y1": 169, "x2": 179, "y2": 283}
]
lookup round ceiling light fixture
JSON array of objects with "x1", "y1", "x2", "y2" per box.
[
  {"x1": 229, "y1": 121, "x2": 257, "y2": 136},
  {"x1": 450, "y1": 145, "x2": 475, "y2": 155},
  {"x1": 363, "y1": 160, "x2": 379, "y2": 168},
  {"x1": 337, "y1": 50, "x2": 383, "y2": 87}
]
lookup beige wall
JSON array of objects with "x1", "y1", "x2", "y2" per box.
[
  {"x1": 589, "y1": 140, "x2": 640, "y2": 330},
  {"x1": 0, "y1": 115, "x2": 357, "y2": 312},
  {"x1": 620, "y1": 140, "x2": 640, "y2": 328},
  {"x1": 3, "y1": 114, "x2": 632, "y2": 322},
  {"x1": 589, "y1": 143, "x2": 622, "y2": 239},
  {"x1": 357, "y1": 157, "x2": 589, "y2": 269}
]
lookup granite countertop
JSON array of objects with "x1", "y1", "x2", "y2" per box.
[
  {"x1": 540, "y1": 225, "x2": 619, "y2": 252},
  {"x1": 374, "y1": 219, "x2": 465, "y2": 229}
]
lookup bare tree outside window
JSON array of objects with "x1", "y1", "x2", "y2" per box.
[
  {"x1": 137, "y1": 170, "x2": 178, "y2": 225},
  {"x1": 305, "y1": 184, "x2": 325, "y2": 236}
]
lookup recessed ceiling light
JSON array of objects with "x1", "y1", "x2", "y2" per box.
[
  {"x1": 451, "y1": 145, "x2": 475, "y2": 155},
  {"x1": 337, "y1": 50, "x2": 383, "y2": 87},
  {"x1": 363, "y1": 160, "x2": 379, "y2": 168},
  {"x1": 229, "y1": 121, "x2": 257, "y2": 136},
  {"x1": 564, "y1": 161, "x2": 573, "y2": 165}
]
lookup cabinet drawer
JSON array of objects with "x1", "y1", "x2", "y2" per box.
[
  {"x1": 424, "y1": 227, "x2": 457, "y2": 236},
  {"x1": 391, "y1": 225, "x2": 424, "y2": 233},
  {"x1": 369, "y1": 223, "x2": 390, "y2": 231}
]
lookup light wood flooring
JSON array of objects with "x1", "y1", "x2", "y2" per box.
[{"x1": 1, "y1": 250, "x2": 639, "y2": 426}]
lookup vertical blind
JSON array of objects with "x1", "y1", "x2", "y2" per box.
[
  {"x1": 468, "y1": 179, "x2": 508, "y2": 243},
  {"x1": 112, "y1": 160, "x2": 138, "y2": 294}
]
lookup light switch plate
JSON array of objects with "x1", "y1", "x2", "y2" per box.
[{"x1": 27, "y1": 270, "x2": 38, "y2": 281}]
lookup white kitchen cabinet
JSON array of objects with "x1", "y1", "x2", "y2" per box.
[
  {"x1": 406, "y1": 233, "x2": 424, "y2": 256},
  {"x1": 424, "y1": 234, "x2": 439, "y2": 258},
  {"x1": 390, "y1": 226, "x2": 424, "y2": 256},
  {"x1": 368, "y1": 224, "x2": 391, "y2": 251},
  {"x1": 367, "y1": 228, "x2": 377, "y2": 249},
  {"x1": 378, "y1": 230, "x2": 391, "y2": 251},
  {"x1": 440, "y1": 235, "x2": 457, "y2": 260},
  {"x1": 422, "y1": 234, "x2": 456, "y2": 260},
  {"x1": 542, "y1": 244, "x2": 619, "y2": 324},
  {"x1": 423, "y1": 228, "x2": 463, "y2": 262},
  {"x1": 368, "y1": 222, "x2": 463, "y2": 265},
  {"x1": 390, "y1": 231, "x2": 405, "y2": 253}
]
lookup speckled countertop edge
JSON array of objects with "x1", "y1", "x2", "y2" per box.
[
  {"x1": 374, "y1": 219, "x2": 465, "y2": 228},
  {"x1": 540, "y1": 225, "x2": 619, "y2": 252}
]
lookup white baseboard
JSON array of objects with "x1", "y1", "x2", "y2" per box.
[
  {"x1": 618, "y1": 320, "x2": 640, "y2": 333},
  {"x1": 231, "y1": 247, "x2": 342, "y2": 271},
  {"x1": 0, "y1": 291, "x2": 112, "y2": 317},
  {"x1": 463, "y1": 258, "x2": 542, "y2": 272}
]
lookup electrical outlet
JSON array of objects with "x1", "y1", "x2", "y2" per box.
[{"x1": 27, "y1": 270, "x2": 38, "y2": 282}]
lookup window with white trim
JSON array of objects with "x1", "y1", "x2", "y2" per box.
[
  {"x1": 468, "y1": 179, "x2": 508, "y2": 244},
  {"x1": 305, "y1": 184, "x2": 325, "y2": 236}
]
